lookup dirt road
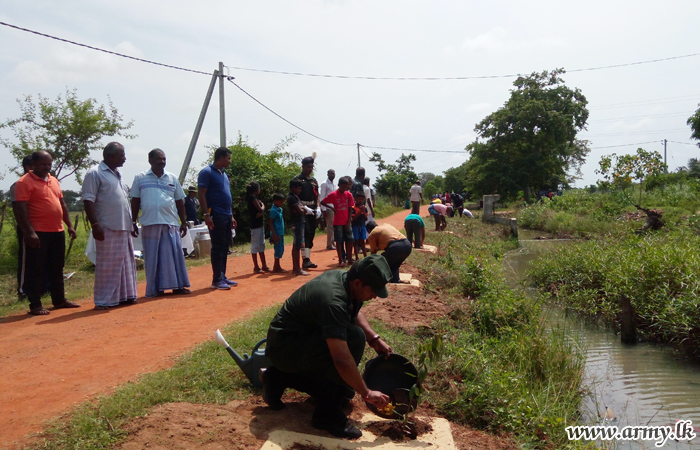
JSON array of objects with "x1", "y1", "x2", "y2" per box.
[{"x1": 0, "y1": 206, "x2": 428, "y2": 449}]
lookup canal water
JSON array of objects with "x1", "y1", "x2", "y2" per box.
[{"x1": 504, "y1": 230, "x2": 700, "y2": 448}]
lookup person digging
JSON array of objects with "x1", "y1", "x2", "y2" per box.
[{"x1": 261, "y1": 255, "x2": 393, "y2": 439}]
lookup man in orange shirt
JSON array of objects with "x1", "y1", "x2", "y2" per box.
[{"x1": 13, "y1": 151, "x2": 79, "y2": 315}]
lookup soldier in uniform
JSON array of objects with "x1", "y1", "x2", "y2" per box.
[{"x1": 293, "y1": 156, "x2": 320, "y2": 269}]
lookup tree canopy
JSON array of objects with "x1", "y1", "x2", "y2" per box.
[
  {"x1": 596, "y1": 148, "x2": 666, "y2": 209},
  {"x1": 0, "y1": 89, "x2": 134, "y2": 183},
  {"x1": 688, "y1": 104, "x2": 700, "y2": 146},
  {"x1": 464, "y1": 69, "x2": 589, "y2": 201},
  {"x1": 219, "y1": 133, "x2": 300, "y2": 238},
  {"x1": 368, "y1": 153, "x2": 417, "y2": 206}
]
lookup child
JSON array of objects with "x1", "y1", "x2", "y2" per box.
[
  {"x1": 351, "y1": 192, "x2": 368, "y2": 260},
  {"x1": 269, "y1": 193, "x2": 287, "y2": 273},
  {"x1": 287, "y1": 179, "x2": 309, "y2": 276},
  {"x1": 321, "y1": 176, "x2": 355, "y2": 267},
  {"x1": 247, "y1": 182, "x2": 270, "y2": 273}
]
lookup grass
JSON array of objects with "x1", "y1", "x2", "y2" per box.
[
  {"x1": 22, "y1": 217, "x2": 588, "y2": 449},
  {"x1": 527, "y1": 230, "x2": 700, "y2": 359}
]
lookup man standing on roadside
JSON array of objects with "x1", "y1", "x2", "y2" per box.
[
  {"x1": 293, "y1": 156, "x2": 320, "y2": 269},
  {"x1": 184, "y1": 186, "x2": 200, "y2": 225},
  {"x1": 319, "y1": 169, "x2": 336, "y2": 250},
  {"x1": 131, "y1": 149, "x2": 191, "y2": 298},
  {"x1": 410, "y1": 181, "x2": 423, "y2": 214},
  {"x1": 262, "y1": 255, "x2": 392, "y2": 439},
  {"x1": 198, "y1": 147, "x2": 238, "y2": 290},
  {"x1": 83, "y1": 142, "x2": 137, "y2": 310},
  {"x1": 13, "y1": 151, "x2": 80, "y2": 315}
]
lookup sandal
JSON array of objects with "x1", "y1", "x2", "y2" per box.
[
  {"x1": 172, "y1": 288, "x2": 191, "y2": 295},
  {"x1": 54, "y1": 300, "x2": 81, "y2": 309},
  {"x1": 28, "y1": 308, "x2": 50, "y2": 316},
  {"x1": 261, "y1": 266, "x2": 271, "y2": 272},
  {"x1": 94, "y1": 305, "x2": 110, "y2": 311}
]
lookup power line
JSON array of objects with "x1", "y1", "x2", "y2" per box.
[
  {"x1": 225, "y1": 53, "x2": 700, "y2": 80},
  {"x1": 3, "y1": 21, "x2": 700, "y2": 82},
  {"x1": 589, "y1": 140, "x2": 660, "y2": 150},
  {"x1": 362, "y1": 145, "x2": 465, "y2": 153},
  {"x1": 0, "y1": 21, "x2": 211, "y2": 76},
  {"x1": 668, "y1": 140, "x2": 698, "y2": 146},
  {"x1": 227, "y1": 78, "x2": 469, "y2": 153},
  {"x1": 225, "y1": 77, "x2": 355, "y2": 147}
]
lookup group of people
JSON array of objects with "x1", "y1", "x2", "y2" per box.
[{"x1": 12, "y1": 143, "x2": 434, "y2": 440}]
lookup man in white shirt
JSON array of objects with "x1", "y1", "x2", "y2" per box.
[
  {"x1": 319, "y1": 169, "x2": 336, "y2": 250},
  {"x1": 409, "y1": 181, "x2": 423, "y2": 214}
]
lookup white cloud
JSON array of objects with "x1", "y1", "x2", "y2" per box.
[
  {"x1": 461, "y1": 27, "x2": 566, "y2": 53},
  {"x1": 464, "y1": 102, "x2": 492, "y2": 115}
]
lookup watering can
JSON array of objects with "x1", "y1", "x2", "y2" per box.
[{"x1": 215, "y1": 329, "x2": 271, "y2": 388}]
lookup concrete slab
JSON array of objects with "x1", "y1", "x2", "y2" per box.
[
  {"x1": 394, "y1": 273, "x2": 421, "y2": 288},
  {"x1": 260, "y1": 414, "x2": 455, "y2": 450},
  {"x1": 415, "y1": 244, "x2": 437, "y2": 254}
]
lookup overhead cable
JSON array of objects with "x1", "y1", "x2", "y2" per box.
[
  {"x1": 224, "y1": 53, "x2": 700, "y2": 80},
  {"x1": 226, "y1": 77, "x2": 355, "y2": 147},
  {"x1": 3, "y1": 21, "x2": 699, "y2": 82},
  {"x1": 0, "y1": 21, "x2": 211, "y2": 76},
  {"x1": 589, "y1": 141, "x2": 661, "y2": 150},
  {"x1": 668, "y1": 140, "x2": 698, "y2": 146},
  {"x1": 362, "y1": 145, "x2": 465, "y2": 154}
]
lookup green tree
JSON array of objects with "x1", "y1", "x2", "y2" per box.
[
  {"x1": 418, "y1": 172, "x2": 436, "y2": 186},
  {"x1": 596, "y1": 148, "x2": 667, "y2": 230},
  {"x1": 688, "y1": 104, "x2": 700, "y2": 146},
  {"x1": 368, "y1": 153, "x2": 418, "y2": 206},
  {"x1": 0, "y1": 89, "x2": 135, "y2": 183},
  {"x1": 688, "y1": 157, "x2": 700, "y2": 179},
  {"x1": 443, "y1": 162, "x2": 468, "y2": 193},
  {"x1": 423, "y1": 175, "x2": 443, "y2": 200},
  {"x1": 464, "y1": 69, "x2": 589, "y2": 202},
  {"x1": 219, "y1": 133, "x2": 300, "y2": 239}
]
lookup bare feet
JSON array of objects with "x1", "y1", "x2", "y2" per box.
[
  {"x1": 261, "y1": 266, "x2": 271, "y2": 272},
  {"x1": 272, "y1": 268, "x2": 288, "y2": 273},
  {"x1": 28, "y1": 308, "x2": 50, "y2": 316},
  {"x1": 293, "y1": 269, "x2": 310, "y2": 276}
]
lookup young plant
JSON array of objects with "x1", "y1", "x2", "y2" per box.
[{"x1": 596, "y1": 148, "x2": 667, "y2": 231}]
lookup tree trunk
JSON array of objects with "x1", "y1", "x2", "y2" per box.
[
  {"x1": 619, "y1": 295, "x2": 637, "y2": 344},
  {"x1": 524, "y1": 186, "x2": 531, "y2": 203}
]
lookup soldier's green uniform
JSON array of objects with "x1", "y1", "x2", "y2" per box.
[
  {"x1": 262, "y1": 255, "x2": 392, "y2": 439},
  {"x1": 266, "y1": 270, "x2": 365, "y2": 374},
  {"x1": 293, "y1": 171, "x2": 319, "y2": 260}
]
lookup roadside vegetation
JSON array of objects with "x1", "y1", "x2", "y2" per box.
[
  {"x1": 519, "y1": 173, "x2": 700, "y2": 359},
  {"x1": 26, "y1": 217, "x2": 588, "y2": 450}
]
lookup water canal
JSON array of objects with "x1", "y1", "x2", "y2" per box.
[{"x1": 504, "y1": 230, "x2": 700, "y2": 448}]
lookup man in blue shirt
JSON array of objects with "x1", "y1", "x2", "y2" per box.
[{"x1": 198, "y1": 147, "x2": 238, "y2": 290}]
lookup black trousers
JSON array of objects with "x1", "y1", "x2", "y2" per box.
[
  {"x1": 16, "y1": 227, "x2": 27, "y2": 296},
  {"x1": 267, "y1": 325, "x2": 365, "y2": 426},
  {"x1": 208, "y1": 213, "x2": 232, "y2": 284},
  {"x1": 303, "y1": 212, "x2": 317, "y2": 251},
  {"x1": 382, "y1": 238, "x2": 412, "y2": 283},
  {"x1": 25, "y1": 231, "x2": 66, "y2": 311},
  {"x1": 404, "y1": 219, "x2": 423, "y2": 248}
]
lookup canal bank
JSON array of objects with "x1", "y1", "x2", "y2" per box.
[{"x1": 505, "y1": 230, "x2": 700, "y2": 448}]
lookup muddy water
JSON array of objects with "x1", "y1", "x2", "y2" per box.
[{"x1": 505, "y1": 230, "x2": 700, "y2": 448}]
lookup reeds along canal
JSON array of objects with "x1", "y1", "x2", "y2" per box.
[{"x1": 504, "y1": 230, "x2": 700, "y2": 448}]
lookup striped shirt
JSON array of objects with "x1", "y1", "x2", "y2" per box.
[{"x1": 130, "y1": 169, "x2": 185, "y2": 226}]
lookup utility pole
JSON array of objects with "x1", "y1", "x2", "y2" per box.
[
  {"x1": 178, "y1": 62, "x2": 231, "y2": 184},
  {"x1": 664, "y1": 139, "x2": 668, "y2": 172},
  {"x1": 219, "y1": 61, "x2": 227, "y2": 148},
  {"x1": 357, "y1": 143, "x2": 361, "y2": 167},
  {"x1": 178, "y1": 69, "x2": 219, "y2": 184}
]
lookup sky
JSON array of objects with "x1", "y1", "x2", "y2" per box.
[{"x1": 0, "y1": 0, "x2": 698, "y2": 193}]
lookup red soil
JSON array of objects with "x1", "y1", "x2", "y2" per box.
[{"x1": 0, "y1": 206, "x2": 428, "y2": 449}]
